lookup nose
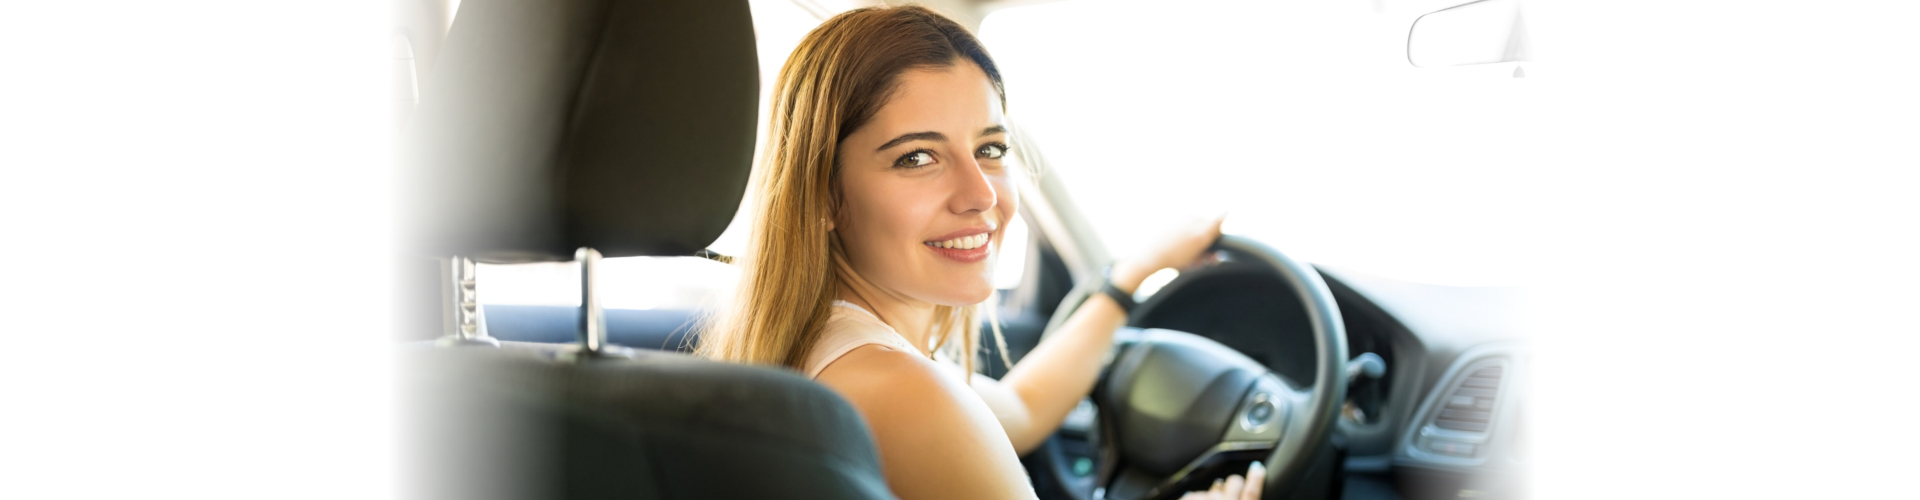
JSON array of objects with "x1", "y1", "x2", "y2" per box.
[{"x1": 948, "y1": 153, "x2": 998, "y2": 216}]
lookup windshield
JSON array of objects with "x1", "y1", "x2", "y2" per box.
[{"x1": 979, "y1": 0, "x2": 1538, "y2": 286}]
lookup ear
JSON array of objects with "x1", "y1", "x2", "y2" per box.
[{"x1": 827, "y1": 183, "x2": 845, "y2": 232}]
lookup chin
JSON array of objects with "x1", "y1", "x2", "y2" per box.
[{"x1": 928, "y1": 279, "x2": 994, "y2": 306}]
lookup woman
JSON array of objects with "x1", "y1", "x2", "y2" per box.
[{"x1": 698, "y1": 6, "x2": 1260, "y2": 500}]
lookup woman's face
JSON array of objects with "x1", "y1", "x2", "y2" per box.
[{"x1": 834, "y1": 61, "x2": 1015, "y2": 307}]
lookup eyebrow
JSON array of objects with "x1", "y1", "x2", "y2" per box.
[
  {"x1": 874, "y1": 126, "x2": 1009, "y2": 152},
  {"x1": 876, "y1": 131, "x2": 945, "y2": 152}
]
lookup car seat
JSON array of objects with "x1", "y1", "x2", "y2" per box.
[{"x1": 399, "y1": 1, "x2": 897, "y2": 498}]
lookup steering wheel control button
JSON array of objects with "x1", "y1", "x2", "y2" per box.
[
  {"x1": 1240, "y1": 392, "x2": 1280, "y2": 432},
  {"x1": 1248, "y1": 401, "x2": 1275, "y2": 425}
]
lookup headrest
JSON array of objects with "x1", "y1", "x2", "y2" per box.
[{"x1": 406, "y1": 0, "x2": 758, "y2": 262}]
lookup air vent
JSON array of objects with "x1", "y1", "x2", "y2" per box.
[
  {"x1": 1432, "y1": 365, "x2": 1502, "y2": 433},
  {"x1": 1404, "y1": 345, "x2": 1524, "y2": 464}
]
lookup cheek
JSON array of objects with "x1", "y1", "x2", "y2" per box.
[
  {"x1": 995, "y1": 175, "x2": 1018, "y2": 219},
  {"x1": 841, "y1": 178, "x2": 938, "y2": 253}
]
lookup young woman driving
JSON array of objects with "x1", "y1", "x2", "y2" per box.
[{"x1": 698, "y1": 6, "x2": 1258, "y2": 500}]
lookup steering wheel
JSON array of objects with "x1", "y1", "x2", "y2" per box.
[{"x1": 1058, "y1": 235, "x2": 1348, "y2": 500}]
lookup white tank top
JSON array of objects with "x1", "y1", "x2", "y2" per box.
[{"x1": 802, "y1": 301, "x2": 927, "y2": 379}]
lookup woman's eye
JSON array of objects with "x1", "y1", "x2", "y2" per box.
[
  {"x1": 976, "y1": 142, "x2": 1008, "y2": 160},
  {"x1": 894, "y1": 150, "x2": 935, "y2": 168}
]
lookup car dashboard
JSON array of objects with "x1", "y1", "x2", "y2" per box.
[{"x1": 1123, "y1": 261, "x2": 1530, "y2": 500}]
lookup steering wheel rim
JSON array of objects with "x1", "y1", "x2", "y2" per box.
[
  {"x1": 1049, "y1": 235, "x2": 1348, "y2": 500},
  {"x1": 1220, "y1": 235, "x2": 1349, "y2": 496}
]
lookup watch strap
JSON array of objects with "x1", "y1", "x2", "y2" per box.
[{"x1": 1099, "y1": 267, "x2": 1137, "y2": 314}]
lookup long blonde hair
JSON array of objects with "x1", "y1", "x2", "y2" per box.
[{"x1": 695, "y1": 6, "x2": 1011, "y2": 376}]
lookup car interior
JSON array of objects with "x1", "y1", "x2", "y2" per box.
[{"x1": 395, "y1": 1, "x2": 1530, "y2": 499}]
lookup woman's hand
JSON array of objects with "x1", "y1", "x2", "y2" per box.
[
  {"x1": 1112, "y1": 214, "x2": 1226, "y2": 293},
  {"x1": 984, "y1": 214, "x2": 1225, "y2": 456},
  {"x1": 1180, "y1": 461, "x2": 1265, "y2": 500}
]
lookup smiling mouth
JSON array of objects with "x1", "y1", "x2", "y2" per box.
[{"x1": 925, "y1": 233, "x2": 990, "y2": 250}]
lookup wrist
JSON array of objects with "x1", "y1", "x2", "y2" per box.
[{"x1": 1105, "y1": 261, "x2": 1158, "y2": 296}]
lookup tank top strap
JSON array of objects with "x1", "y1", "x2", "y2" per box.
[{"x1": 802, "y1": 301, "x2": 920, "y2": 379}]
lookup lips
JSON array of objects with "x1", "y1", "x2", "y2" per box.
[
  {"x1": 926, "y1": 226, "x2": 993, "y2": 244},
  {"x1": 924, "y1": 226, "x2": 994, "y2": 263},
  {"x1": 927, "y1": 232, "x2": 989, "y2": 250}
]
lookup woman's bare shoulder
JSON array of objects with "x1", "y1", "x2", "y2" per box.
[
  {"x1": 815, "y1": 344, "x2": 987, "y2": 431},
  {"x1": 814, "y1": 345, "x2": 1037, "y2": 500}
]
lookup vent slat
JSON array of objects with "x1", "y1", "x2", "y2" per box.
[
  {"x1": 1454, "y1": 387, "x2": 1496, "y2": 398},
  {"x1": 1428, "y1": 363, "x2": 1506, "y2": 436},
  {"x1": 1435, "y1": 419, "x2": 1489, "y2": 432}
]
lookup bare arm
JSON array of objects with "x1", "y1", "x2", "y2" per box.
[{"x1": 975, "y1": 216, "x2": 1225, "y2": 455}]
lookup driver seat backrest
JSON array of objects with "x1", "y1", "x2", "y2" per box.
[
  {"x1": 401, "y1": 0, "x2": 897, "y2": 498},
  {"x1": 408, "y1": 344, "x2": 895, "y2": 500}
]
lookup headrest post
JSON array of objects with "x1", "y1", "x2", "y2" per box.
[
  {"x1": 434, "y1": 255, "x2": 499, "y2": 347},
  {"x1": 561, "y1": 247, "x2": 634, "y2": 362},
  {"x1": 577, "y1": 247, "x2": 605, "y2": 353}
]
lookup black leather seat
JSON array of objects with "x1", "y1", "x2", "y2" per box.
[
  {"x1": 407, "y1": 345, "x2": 894, "y2": 500},
  {"x1": 400, "y1": 0, "x2": 897, "y2": 498}
]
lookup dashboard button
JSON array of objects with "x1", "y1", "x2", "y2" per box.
[
  {"x1": 1072, "y1": 457, "x2": 1094, "y2": 477},
  {"x1": 1429, "y1": 440, "x2": 1476, "y2": 457}
]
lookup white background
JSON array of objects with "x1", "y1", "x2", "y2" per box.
[{"x1": 2, "y1": 0, "x2": 1915, "y2": 498}]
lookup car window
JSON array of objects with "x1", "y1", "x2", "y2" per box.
[
  {"x1": 474, "y1": 218, "x2": 1030, "y2": 310},
  {"x1": 980, "y1": 0, "x2": 1538, "y2": 286}
]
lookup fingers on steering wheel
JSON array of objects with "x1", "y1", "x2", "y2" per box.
[
  {"x1": 1241, "y1": 461, "x2": 1267, "y2": 500},
  {"x1": 1223, "y1": 474, "x2": 1246, "y2": 499}
]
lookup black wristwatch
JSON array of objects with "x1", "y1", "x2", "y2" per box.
[{"x1": 1098, "y1": 265, "x2": 1137, "y2": 314}]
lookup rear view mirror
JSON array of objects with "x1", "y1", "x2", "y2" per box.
[{"x1": 1407, "y1": 0, "x2": 1529, "y2": 68}]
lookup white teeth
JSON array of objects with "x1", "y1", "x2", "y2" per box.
[{"x1": 928, "y1": 233, "x2": 989, "y2": 250}]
